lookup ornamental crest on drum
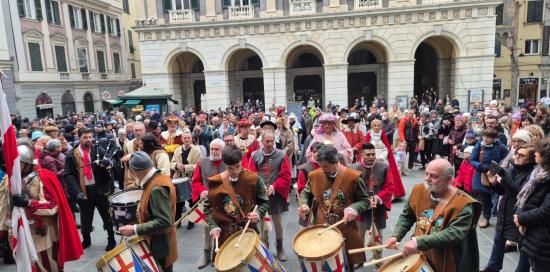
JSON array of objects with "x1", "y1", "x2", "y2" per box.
[
  {"x1": 322, "y1": 189, "x2": 345, "y2": 209},
  {"x1": 417, "y1": 209, "x2": 444, "y2": 234},
  {"x1": 223, "y1": 194, "x2": 243, "y2": 218}
]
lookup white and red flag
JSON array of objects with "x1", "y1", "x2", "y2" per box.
[
  {"x1": 183, "y1": 198, "x2": 208, "y2": 225},
  {"x1": 0, "y1": 75, "x2": 38, "y2": 271}
]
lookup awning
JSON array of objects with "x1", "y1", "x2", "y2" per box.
[
  {"x1": 123, "y1": 99, "x2": 141, "y2": 106},
  {"x1": 105, "y1": 99, "x2": 124, "y2": 106},
  {"x1": 36, "y1": 104, "x2": 53, "y2": 109},
  {"x1": 120, "y1": 86, "x2": 172, "y2": 100}
]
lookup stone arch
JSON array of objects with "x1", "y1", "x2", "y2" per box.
[
  {"x1": 166, "y1": 50, "x2": 206, "y2": 111},
  {"x1": 61, "y1": 90, "x2": 76, "y2": 115},
  {"x1": 343, "y1": 36, "x2": 393, "y2": 64},
  {"x1": 280, "y1": 40, "x2": 328, "y2": 68},
  {"x1": 164, "y1": 46, "x2": 208, "y2": 73},
  {"x1": 225, "y1": 48, "x2": 265, "y2": 106},
  {"x1": 35, "y1": 91, "x2": 53, "y2": 118},
  {"x1": 410, "y1": 31, "x2": 465, "y2": 59},
  {"x1": 83, "y1": 92, "x2": 95, "y2": 113},
  {"x1": 222, "y1": 43, "x2": 268, "y2": 71},
  {"x1": 283, "y1": 44, "x2": 325, "y2": 107}
]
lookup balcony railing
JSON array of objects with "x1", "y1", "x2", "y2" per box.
[
  {"x1": 355, "y1": 0, "x2": 382, "y2": 9},
  {"x1": 82, "y1": 73, "x2": 90, "y2": 80},
  {"x1": 228, "y1": 5, "x2": 254, "y2": 19},
  {"x1": 169, "y1": 9, "x2": 195, "y2": 23},
  {"x1": 59, "y1": 72, "x2": 69, "y2": 79},
  {"x1": 289, "y1": 0, "x2": 316, "y2": 14},
  {"x1": 420, "y1": 0, "x2": 454, "y2": 4}
]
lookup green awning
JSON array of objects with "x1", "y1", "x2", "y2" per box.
[
  {"x1": 105, "y1": 99, "x2": 124, "y2": 106},
  {"x1": 123, "y1": 99, "x2": 141, "y2": 106}
]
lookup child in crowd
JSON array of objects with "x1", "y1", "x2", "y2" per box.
[
  {"x1": 452, "y1": 146, "x2": 475, "y2": 194},
  {"x1": 395, "y1": 141, "x2": 407, "y2": 176}
]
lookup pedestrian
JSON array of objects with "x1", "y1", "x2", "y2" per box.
[{"x1": 398, "y1": 109, "x2": 419, "y2": 171}]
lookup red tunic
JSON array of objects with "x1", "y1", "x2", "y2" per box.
[
  {"x1": 365, "y1": 131, "x2": 406, "y2": 198},
  {"x1": 297, "y1": 161, "x2": 319, "y2": 194},
  {"x1": 341, "y1": 128, "x2": 365, "y2": 151}
]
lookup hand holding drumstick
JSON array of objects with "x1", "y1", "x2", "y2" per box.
[{"x1": 384, "y1": 237, "x2": 418, "y2": 257}]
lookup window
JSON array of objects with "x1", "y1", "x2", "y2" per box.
[
  {"x1": 525, "y1": 40, "x2": 540, "y2": 55},
  {"x1": 495, "y1": 37, "x2": 501, "y2": 57},
  {"x1": 123, "y1": 0, "x2": 130, "y2": 14},
  {"x1": 91, "y1": 12, "x2": 102, "y2": 33},
  {"x1": 131, "y1": 63, "x2": 136, "y2": 79},
  {"x1": 28, "y1": 42, "x2": 43, "y2": 71},
  {"x1": 69, "y1": 6, "x2": 83, "y2": 28},
  {"x1": 495, "y1": 4, "x2": 503, "y2": 25},
  {"x1": 77, "y1": 48, "x2": 88, "y2": 72},
  {"x1": 17, "y1": 0, "x2": 43, "y2": 20},
  {"x1": 113, "y1": 53, "x2": 121, "y2": 73},
  {"x1": 128, "y1": 29, "x2": 134, "y2": 53},
  {"x1": 54, "y1": 45, "x2": 67, "y2": 72},
  {"x1": 108, "y1": 17, "x2": 117, "y2": 36},
  {"x1": 45, "y1": 0, "x2": 61, "y2": 25},
  {"x1": 96, "y1": 51, "x2": 106, "y2": 73},
  {"x1": 222, "y1": 0, "x2": 258, "y2": 7},
  {"x1": 527, "y1": 0, "x2": 543, "y2": 23}
]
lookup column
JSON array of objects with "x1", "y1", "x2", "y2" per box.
[
  {"x1": 39, "y1": 0, "x2": 55, "y2": 71},
  {"x1": 453, "y1": 56, "x2": 494, "y2": 111},
  {"x1": 324, "y1": 64, "x2": 348, "y2": 107},
  {"x1": 61, "y1": 1, "x2": 77, "y2": 71},
  {"x1": 203, "y1": 70, "x2": 230, "y2": 110},
  {"x1": 386, "y1": 60, "x2": 414, "y2": 107},
  {"x1": 263, "y1": 67, "x2": 287, "y2": 111}
]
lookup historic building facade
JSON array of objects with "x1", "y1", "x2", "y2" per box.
[
  {"x1": 133, "y1": 0, "x2": 500, "y2": 112},
  {"x1": 4, "y1": 0, "x2": 134, "y2": 119}
]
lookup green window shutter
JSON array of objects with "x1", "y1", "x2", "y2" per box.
[
  {"x1": 28, "y1": 43, "x2": 43, "y2": 71},
  {"x1": 90, "y1": 12, "x2": 95, "y2": 32},
  {"x1": 113, "y1": 53, "x2": 120, "y2": 73},
  {"x1": 131, "y1": 63, "x2": 136, "y2": 79},
  {"x1": 190, "y1": 0, "x2": 200, "y2": 11},
  {"x1": 116, "y1": 19, "x2": 121, "y2": 37},
  {"x1": 81, "y1": 8, "x2": 87, "y2": 30},
  {"x1": 100, "y1": 14, "x2": 106, "y2": 33},
  {"x1": 96, "y1": 51, "x2": 106, "y2": 73},
  {"x1": 52, "y1": 1, "x2": 60, "y2": 24},
  {"x1": 127, "y1": 30, "x2": 134, "y2": 53},
  {"x1": 35, "y1": 0, "x2": 42, "y2": 21},
  {"x1": 222, "y1": 0, "x2": 231, "y2": 8},
  {"x1": 17, "y1": 0, "x2": 25, "y2": 17},
  {"x1": 45, "y1": 0, "x2": 52, "y2": 23},
  {"x1": 55, "y1": 46, "x2": 67, "y2": 72},
  {"x1": 107, "y1": 17, "x2": 112, "y2": 35},
  {"x1": 163, "y1": 0, "x2": 172, "y2": 12},
  {"x1": 69, "y1": 5, "x2": 75, "y2": 28},
  {"x1": 251, "y1": 0, "x2": 259, "y2": 6}
]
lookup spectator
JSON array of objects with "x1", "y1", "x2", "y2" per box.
[
  {"x1": 452, "y1": 146, "x2": 475, "y2": 194},
  {"x1": 398, "y1": 109, "x2": 420, "y2": 170},
  {"x1": 39, "y1": 139, "x2": 66, "y2": 180}
]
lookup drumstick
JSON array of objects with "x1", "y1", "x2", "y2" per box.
[
  {"x1": 348, "y1": 243, "x2": 400, "y2": 254},
  {"x1": 235, "y1": 205, "x2": 258, "y2": 248},
  {"x1": 362, "y1": 252, "x2": 403, "y2": 268},
  {"x1": 317, "y1": 219, "x2": 346, "y2": 235},
  {"x1": 215, "y1": 237, "x2": 220, "y2": 253}
]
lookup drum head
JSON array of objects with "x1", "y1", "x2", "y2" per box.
[
  {"x1": 378, "y1": 253, "x2": 423, "y2": 272},
  {"x1": 172, "y1": 177, "x2": 190, "y2": 184},
  {"x1": 110, "y1": 189, "x2": 143, "y2": 205},
  {"x1": 215, "y1": 229, "x2": 258, "y2": 271},
  {"x1": 293, "y1": 224, "x2": 343, "y2": 261}
]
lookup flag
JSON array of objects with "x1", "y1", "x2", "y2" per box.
[
  {"x1": 183, "y1": 199, "x2": 207, "y2": 225},
  {"x1": 0, "y1": 76, "x2": 38, "y2": 271},
  {"x1": 263, "y1": 212, "x2": 273, "y2": 232}
]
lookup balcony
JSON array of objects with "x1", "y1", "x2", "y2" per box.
[
  {"x1": 169, "y1": 9, "x2": 195, "y2": 23},
  {"x1": 289, "y1": 0, "x2": 316, "y2": 15},
  {"x1": 101, "y1": 73, "x2": 108, "y2": 80},
  {"x1": 82, "y1": 73, "x2": 90, "y2": 80},
  {"x1": 59, "y1": 72, "x2": 69, "y2": 79},
  {"x1": 228, "y1": 5, "x2": 254, "y2": 20},
  {"x1": 420, "y1": 0, "x2": 454, "y2": 4},
  {"x1": 355, "y1": 0, "x2": 382, "y2": 9}
]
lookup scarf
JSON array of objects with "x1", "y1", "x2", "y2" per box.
[
  {"x1": 517, "y1": 165, "x2": 549, "y2": 209},
  {"x1": 81, "y1": 145, "x2": 93, "y2": 180}
]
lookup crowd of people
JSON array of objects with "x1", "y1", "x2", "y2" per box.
[{"x1": 0, "y1": 97, "x2": 549, "y2": 271}]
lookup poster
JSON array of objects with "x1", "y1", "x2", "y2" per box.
[
  {"x1": 469, "y1": 89, "x2": 483, "y2": 103},
  {"x1": 396, "y1": 95, "x2": 408, "y2": 111},
  {"x1": 145, "y1": 104, "x2": 160, "y2": 112}
]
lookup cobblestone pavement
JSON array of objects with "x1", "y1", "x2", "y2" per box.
[{"x1": 0, "y1": 169, "x2": 520, "y2": 271}]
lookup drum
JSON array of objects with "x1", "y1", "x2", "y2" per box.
[
  {"x1": 109, "y1": 188, "x2": 143, "y2": 233},
  {"x1": 378, "y1": 253, "x2": 435, "y2": 272},
  {"x1": 293, "y1": 224, "x2": 347, "y2": 272},
  {"x1": 172, "y1": 177, "x2": 192, "y2": 203},
  {"x1": 215, "y1": 229, "x2": 286, "y2": 272},
  {"x1": 96, "y1": 236, "x2": 161, "y2": 272}
]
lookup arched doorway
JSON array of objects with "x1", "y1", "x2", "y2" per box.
[
  {"x1": 168, "y1": 52, "x2": 205, "y2": 111},
  {"x1": 347, "y1": 41, "x2": 388, "y2": 108},
  {"x1": 35, "y1": 92, "x2": 53, "y2": 118},
  {"x1": 61, "y1": 91, "x2": 76, "y2": 115},
  {"x1": 286, "y1": 46, "x2": 324, "y2": 108},
  {"x1": 413, "y1": 36, "x2": 456, "y2": 105},
  {"x1": 227, "y1": 49, "x2": 264, "y2": 108},
  {"x1": 83, "y1": 93, "x2": 95, "y2": 113}
]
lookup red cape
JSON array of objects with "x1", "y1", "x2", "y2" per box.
[
  {"x1": 36, "y1": 168, "x2": 83, "y2": 268},
  {"x1": 365, "y1": 131, "x2": 406, "y2": 198}
]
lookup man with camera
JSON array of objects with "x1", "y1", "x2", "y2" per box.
[{"x1": 63, "y1": 127, "x2": 116, "y2": 251}]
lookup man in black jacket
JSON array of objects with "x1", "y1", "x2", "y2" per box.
[{"x1": 63, "y1": 127, "x2": 115, "y2": 251}]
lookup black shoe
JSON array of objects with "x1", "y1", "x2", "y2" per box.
[
  {"x1": 504, "y1": 244, "x2": 517, "y2": 253},
  {"x1": 82, "y1": 235, "x2": 91, "y2": 249},
  {"x1": 105, "y1": 232, "x2": 116, "y2": 251},
  {"x1": 187, "y1": 222, "x2": 195, "y2": 230}
]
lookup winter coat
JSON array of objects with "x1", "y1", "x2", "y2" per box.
[
  {"x1": 398, "y1": 117, "x2": 419, "y2": 143},
  {"x1": 491, "y1": 163, "x2": 535, "y2": 242},
  {"x1": 452, "y1": 159, "x2": 475, "y2": 193},
  {"x1": 470, "y1": 140, "x2": 509, "y2": 193},
  {"x1": 39, "y1": 150, "x2": 66, "y2": 180},
  {"x1": 516, "y1": 176, "x2": 550, "y2": 262}
]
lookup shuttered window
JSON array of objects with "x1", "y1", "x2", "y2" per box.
[
  {"x1": 96, "y1": 51, "x2": 106, "y2": 73},
  {"x1": 128, "y1": 29, "x2": 134, "y2": 53},
  {"x1": 45, "y1": 0, "x2": 60, "y2": 24},
  {"x1": 55, "y1": 45, "x2": 67, "y2": 72},
  {"x1": 131, "y1": 63, "x2": 136, "y2": 79},
  {"x1": 495, "y1": 38, "x2": 501, "y2": 57},
  {"x1": 77, "y1": 48, "x2": 88, "y2": 73},
  {"x1": 113, "y1": 53, "x2": 121, "y2": 73},
  {"x1": 28, "y1": 42, "x2": 43, "y2": 71},
  {"x1": 495, "y1": 4, "x2": 503, "y2": 25},
  {"x1": 527, "y1": 0, "x2": 543, "y2": 23}
]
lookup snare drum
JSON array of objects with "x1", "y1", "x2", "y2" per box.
[
  {"x1": 378, "y1": 253, "x2": 434, "y2": 272},
  {"x1": 109, "y1": 188, "x2": 143, "y2": 233},
  {"x1": 293, "y1": 224, "x2": 347, "y2": 272},
  {"x1": 172, "y1": 177, "x2": 192, "y2": 202},
  {"x1": 215, "y1": 229, "x2": 286, "y2": 272},
  {"x1": 96, "y1": 236, "x2": 161, "y2": 272}
]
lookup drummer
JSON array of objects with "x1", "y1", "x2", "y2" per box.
[
  {"x1": 191, "y1": 138, "x2": 227, "y2": 269},
  {"x1": 170, "y1": 129, "x2": 202, "y2": 229},
  {"x1": 384, "y1": 159, "x2": 481, "y2": 272},
  {"x1": 119, "y1": 151, "x2": 178, "y2": 272},
  {"x1": 298, "y1": 144, "x2": 371, "y2": 270},
  {"x1": 204, "y1": 145, "x2": 269, "y2": 246}
]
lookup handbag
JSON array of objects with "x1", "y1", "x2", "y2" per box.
[{"x1": 479, "y1": 147, "x2": 491, "y2": 186}]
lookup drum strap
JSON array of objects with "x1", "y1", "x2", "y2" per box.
[
  {"x1": 220, "y1": 171, "x2": 247, "y2": 219},
  {"x1": 324, "y1": 165, "x2": 346, "y2": 215},
  {"x1": 423, "y1": 188, "x2": 458, "y2": 235}
]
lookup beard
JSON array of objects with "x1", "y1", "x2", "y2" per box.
[
  {"x1": 82, "y1": 142, "x2": 91, "y2": 148},
  {"x1": 209, "y1": 155, "x2": 221, "y2": 161}
]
